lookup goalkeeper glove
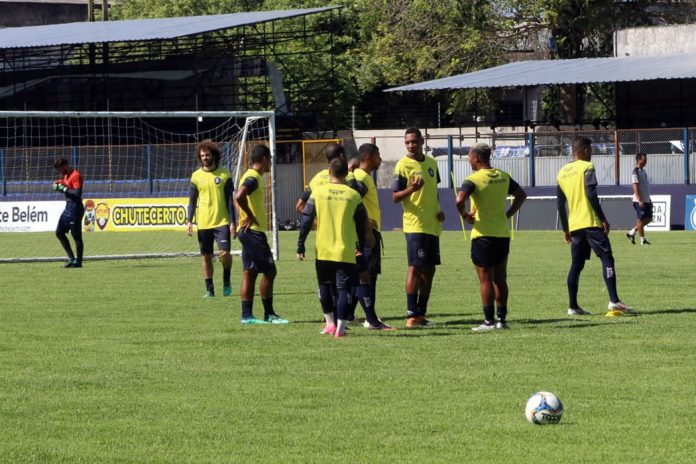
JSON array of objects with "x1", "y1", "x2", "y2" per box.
[{"x1": 53, "y1": 183, "x2": 67, "y2": 192}]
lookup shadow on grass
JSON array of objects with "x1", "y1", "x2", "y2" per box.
[{"x1": 640, "y1": 308, "x2": 696, "y2": 315}]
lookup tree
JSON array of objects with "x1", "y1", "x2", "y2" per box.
[{"x1": 111, "y1": 0, "x2": 696, "y2": 129}]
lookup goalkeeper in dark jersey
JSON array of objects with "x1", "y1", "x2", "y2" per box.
[{"x1": 52, "y1": 157, "x2": 84, "y2": 268}]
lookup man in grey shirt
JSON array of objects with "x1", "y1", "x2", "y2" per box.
[{"x1": 626, "y1": 153, "x2": 652, "y2": 245}]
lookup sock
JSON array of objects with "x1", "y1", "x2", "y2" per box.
[
  {"x1": 346, "y1": 287, "x2": 358, "y2": 321},
  {"x1": 205, "y1": 278, "x2": 214, "y2": 293},
  {"x1": 318, "y1": 284, "x2": 335, "y2": 317},
  {"x1": 357, "y1": 284, "x2": 379, "y2": 326},
  {"x1": 336, "y1": 319, "x2": 348, "y2": 335},
  {"x1": 483, "y1": 305, "x2": 495, "y2": 324},
  {"x1": 496, "y1": 306, "x2": 508, "y2": 322},
  {"x1": 600, "y1": 254, "x2": 620, "y2": 303},
  {"x1": 241, "y1": 300, "x2": 254, "y2": 319},
  {"x1": 56, "y1": 233, "x2": 74, "y2": 260},
  {"x1": 567, "y1": 261, "x2": 584, "y2": 309},
  {"x1": 223, "y1": 268, "x2": 231, "y2": 287},
  {"x1": 406, "y1": 293, "x2": 418, "y2": 317},
  {"x1": 629, "y1": 228, "x2": 636, "y2": 236},
  {"x1": 75, "y1": 237, "x2": 84, "y2": 262},
  {"x1": 417, "y1": 294, "x2": 430, "y2": 316},
  {"x1": 336, "y1": 288, "x2": 349, "y2": 321},
  {"x1": 323, "y1": 312, "x2": 336, "y2": 327},
  {"x1": 262, "y1": 297, "x2": 275, "y2": 319}
]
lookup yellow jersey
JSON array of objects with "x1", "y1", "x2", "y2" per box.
[
  {"x1": 189, "y1": 167, "x2": 233, "y2": 229},
  {"x1": 556, "y1": 160, "x2": 603, "y2": 232},
  {"x1": 393, "y1": 155, "x2": 441, "y2": 235},
  {"x1": 353, "y1": 168, "x2": 380, "y2": 231},
  {"x1": 237, "y1": 168, "x2": 267, "y2": 232},
  {"x1": 463, "y1": 168, "x2": 517, "y2": 239}
]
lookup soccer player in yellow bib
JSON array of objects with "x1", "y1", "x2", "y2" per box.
[
  {"x1": 353, "y1": 143, "x2": 395, "y2": 331},
  {"x1": 455, "y1": 143, "x2": 527, "y2": 331},
  {"x1": 295, "y1": 143, "x2": 362, "y2": 213},
  {"x1": 557, "y1": 137, "x2": 635, "y2": 318},
  {"x1": 234, "y1": 145, "x2": 288, "y2": 325},
  {"x1": 186, "y1": 140, "x2": 237, "y2": 298},
  {"x1": 392, "y1": 128, "x2": 445, "y2": 328},
  {"x1": 296, "y1": 158, "x2": 370, "y2": 338}
]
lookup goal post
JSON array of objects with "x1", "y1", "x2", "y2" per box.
[{"x1": 0, "y1": 111, "x2": 279, "y2": 263}]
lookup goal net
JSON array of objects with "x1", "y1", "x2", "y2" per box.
[{"x1": 0, "y1": 111, "x2": 278, "y2": 263}]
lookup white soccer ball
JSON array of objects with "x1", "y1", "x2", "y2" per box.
[{"x1": 525, "y1": 391, "x2": 563, "y2": 425}]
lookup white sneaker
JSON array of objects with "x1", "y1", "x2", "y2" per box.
[
  {"x1": 607, "y1": 301, "x2": 637, "y2": 315},
  {"x1": 495, "y1": 320, "x2": 508, "y2": 329},
  {"x1": 472, "y1": 322, "x2": 496, "y2": 332},
  {"x1": 567, "y1": 307, "x2": 592, "y2": 316}
]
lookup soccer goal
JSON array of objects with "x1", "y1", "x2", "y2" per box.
[{"x1": 0, "y1": 111, "x2": 278, "y2": 263}]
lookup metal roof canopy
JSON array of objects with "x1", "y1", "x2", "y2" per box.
[
  {"x1": 386, "y1": 54, "x2": 696, "y2": 91},
  {"x1": 0, "y1": 6, "x2": 340, "y2": 49}
]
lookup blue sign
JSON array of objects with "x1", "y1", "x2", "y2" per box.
[{"x1": 685, "y1": 195, "x2": 696, "y2": 230}]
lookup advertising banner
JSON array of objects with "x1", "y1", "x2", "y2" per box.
[
  {"x1": 1, "y1": 198, "x2": 189, "y2": 233},
  {"x1": 85, "y1": 197, "x2": 189, "y2": 232},
  {"x1": 685, "y1": 195, "x2": 696, "y2": 231},
  {"x1": 645, "y1": 195, "x2": 671, "y2": 231},
  {"x1": 0, "y1": 201, "x2": 65, "y2": 232}
]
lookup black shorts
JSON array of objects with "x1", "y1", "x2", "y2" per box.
[
  {"x1": 405, "y1": 233, "x2": 440, "y2": 267},
  {"x1": 570, "y1": 228, "x2": 613, "y2": 262},
  {"x1": 238, "y1": 228, "x2": 276, "y2": 273},
  {"x1": 197, "y1": 225, "x2": 231, "y2": 255},
  {"x1": 471, "y1": 237, "x2": 510, "y2": 268},
  {"x1": 315, "y1": 260, "x2": 354, "y2": 289},
  {"x1": 633, "y1": 202, "x2": 653, "y2": 220},
  {"x1": 56, "y1": 207, "x2": 84, "y2": 237},
  {"x1": 356, "y1": 230, "x2": 382, "y2": 275}
]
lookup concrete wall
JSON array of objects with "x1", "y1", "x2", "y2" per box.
[{"x1": 615, "y1": 24, "x2": 696, "y2": 57}]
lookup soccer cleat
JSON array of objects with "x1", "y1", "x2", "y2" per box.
[
  {"x1": 641, "y1": 238, "x2": 651, "y2": 246},
  {"x1": 63, "y1": 259, "x2": 78, "y2": 268},
  {"x1": 626, "y1": 232, "x2": 635, "y2": 244},
  {"x1": 406, "y1": 315, "x2": 428, "y2": 328},
  {"x1": 472, "y1": 322, "x2": 496, "y2": 332},
  {"x1": 241, "y1": 317, "x2": 269, "y2": 325},
  {"x1": 223, "y1": 285, "x2": 232, "y2": 297},
  {"x1": 265, "y1": 315, "x2": 289, "y2": 324},
  {"x1": 71, "y1": 261, "x2": 82, "y2": 268},
  {"x1": 495, "y1": 320, "x2": 509, "y2": 329},
  {"x1": 334, "y1": 330, "x2": 347, "y2": 338},
  {"x1": 203, "y1": 290, "x2": 215, "y2": 298},
  {"x1": 368, "y1": 322, "x2": 397, "y2": 331},
  {"x1": 567, "y1": 307, "x2": 592, "y2": 316},
  {"x1": 320, "y1": 324, "x2": 336, "y2": 335},
  {"x1": 606, "y1": 301, "x2": 637, "y2": 317}
]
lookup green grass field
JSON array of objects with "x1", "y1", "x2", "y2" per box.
[{"x1": 1, "y1": 230, "x2": 695, "y2": 463}]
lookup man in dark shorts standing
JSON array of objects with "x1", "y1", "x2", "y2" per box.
[
  {"x1": 626, "y1": 152, "x2": 652, "y2": 245},
  {"x1": 456, "y1": 143, "x2": 527, "y2": 331},
  {"x1": 392, "y1": 128, "x2": 445, "y2": 327},
  {"x1": 353, "y1": 143, "x2": 395, "y2": 331},
  {"x1": 186, "y1": 140, "x2": 236, "y2": 298},
  {"x1": 557, "y1": 137, "x2": 635, "y2": 318},
  {"x1": 235, "y1": 145, "x2": 288, "y2": 325},
  {"x1": 297, "y1": 158, "x2": 369, "y2": 338},
  {"x1": 53, "y1": 157, "x2": 85, "y2": 268}
]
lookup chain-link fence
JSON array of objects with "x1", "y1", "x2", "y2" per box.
[{"x1": 417, "y1": 127, "x2": 696, "y2": 187}]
